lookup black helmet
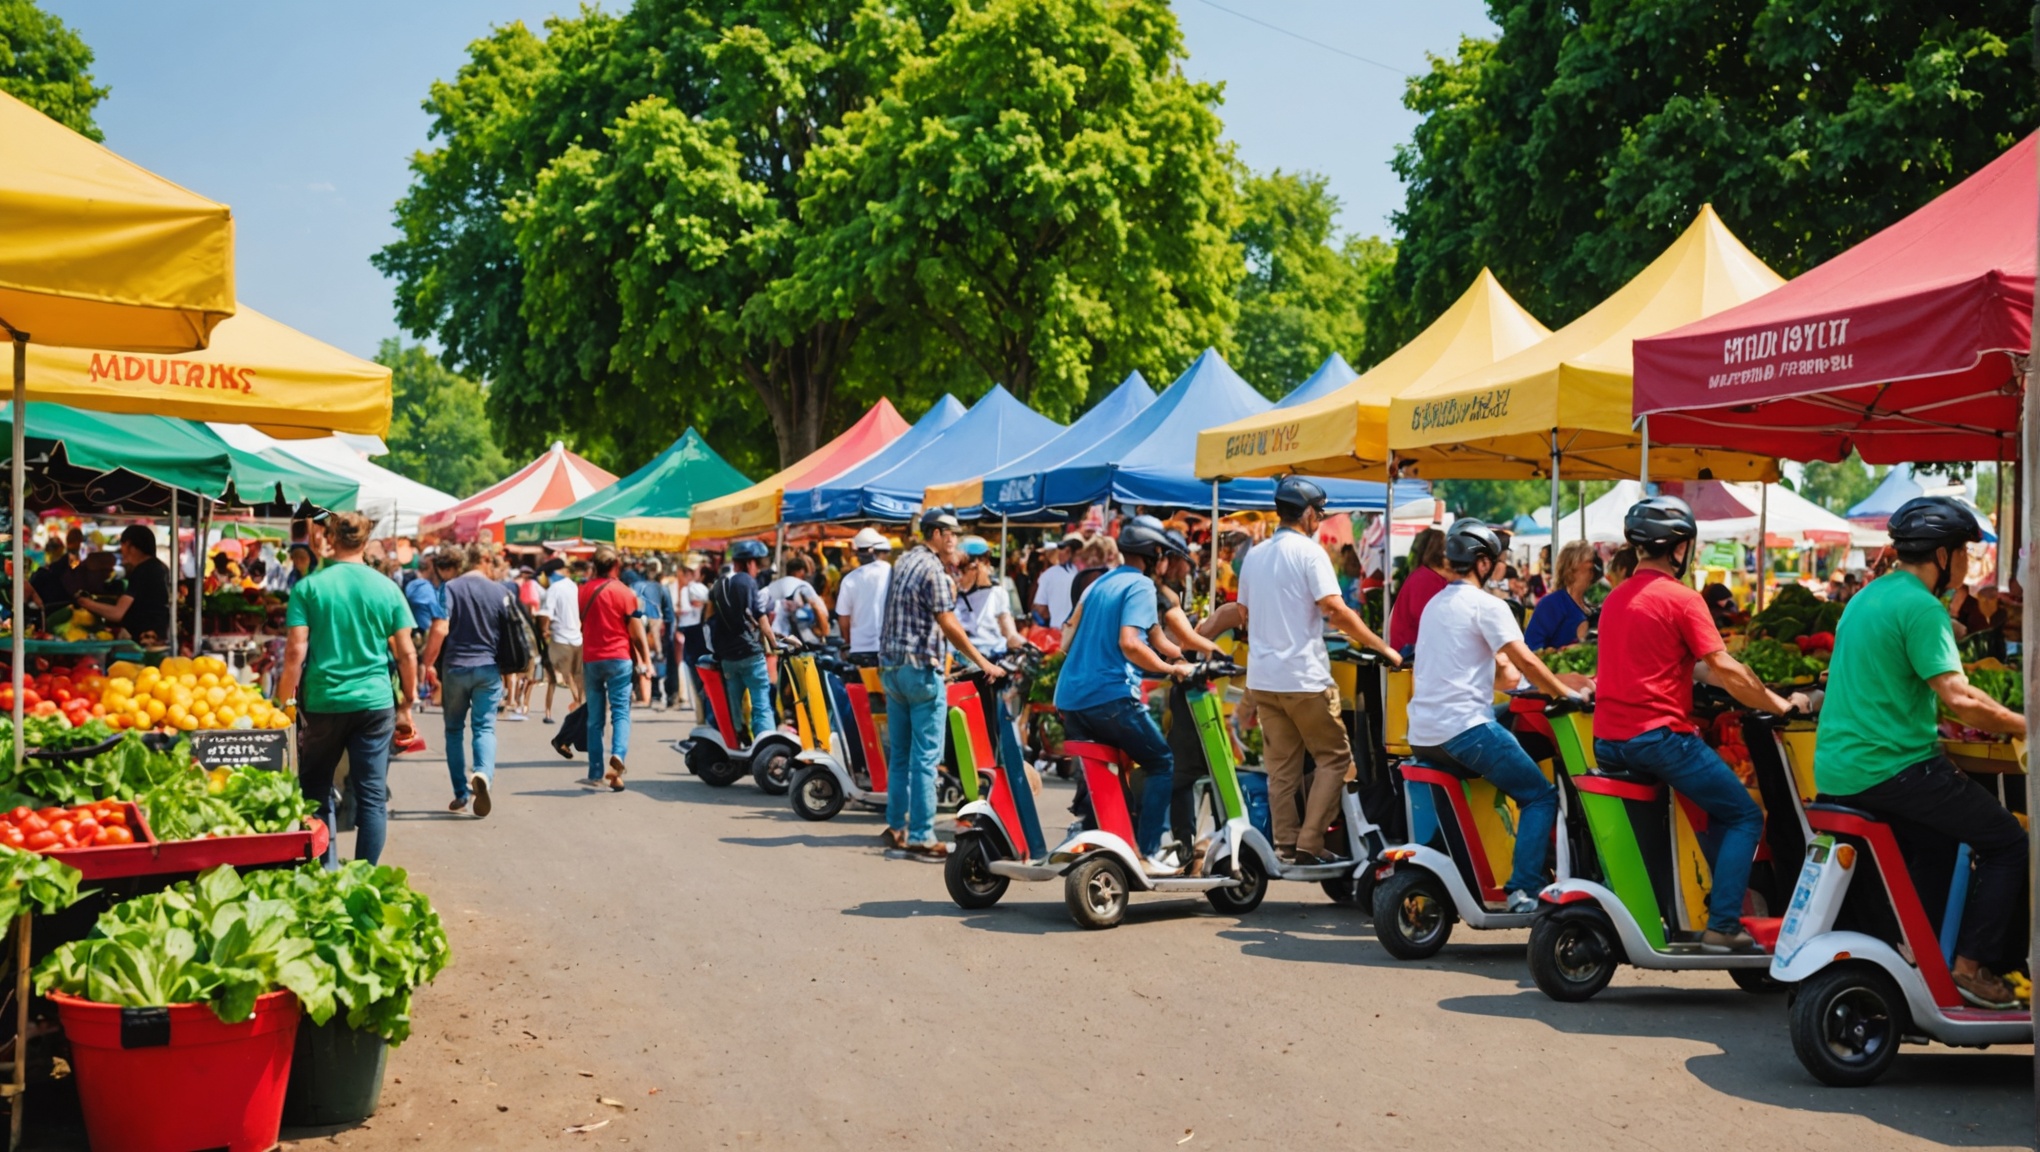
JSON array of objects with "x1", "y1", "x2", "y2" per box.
[
  {"x1": 1273, "y1": 476, "x2": 1329, "y2": 520},
  {"x1": 1118, "y1": 515, "x2": 1183, "y2": 561},
  {"x1": 729, "y1": 539, "x2": 769, "y2": 564},
  {"x1": 1444, "y1": 519, "x2": 1502, "y2": 569},
  {"x1": 1623, "y1": 495, "x2": 1698, "y2": 549},
  {"x1": 919, "y1": 505, "x2": 961, "y2": 535},
  {"x1": 1888, "y1": 496, "x2": 1981, "y2": 554}
]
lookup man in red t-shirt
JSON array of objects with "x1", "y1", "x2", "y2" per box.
[
  {"x1": 1593, "y1": 496, "x2": 1809, "y2": 953},
  {"x1": 579, "y1": 547, "x2": 650, "y2": 792}
]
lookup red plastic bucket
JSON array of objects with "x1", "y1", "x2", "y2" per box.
[{"x1": 53, "y1": 989, "x2": 301, "y2": 1152}]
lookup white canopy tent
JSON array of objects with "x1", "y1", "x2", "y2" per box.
[
  {"x1": 209, "y1": 424, "x2": 457, "y2": 538},
  {"x1": 1530, "y1": 480, "x2": 1870, "y2": 548}
]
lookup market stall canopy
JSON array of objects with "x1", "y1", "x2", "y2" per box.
[
  {"x1": 962, "y1": 372, "x2": 1155, "y2": 519},
  {"x1": 690, "y1": 398, "x2": 911, "y2": 539},
  {"x1": 1633, "y1": 133, "x2": 2036, "y2": 465},
  {"x1": 28, "y1": 303, "x2": 393, "y2": 437},
  {"x1": 3, "y1": 404, "x2": 357, "y2": 512},
  {"x1": 847, "y1": 386, "x2": 1063, "y2": 522},
  {"x1": 505, "y1": 428, "x2": 749, "y2": 546},
  {"x1": 1532, "y1": 479, "x2": 1863, "y2": 547},
  {"x1": 785, "y1": 395, "x2": 968, "y2": 523},
  {"x1": 1274, "y1": 354, "x2": 1359, "y2": 409},
  {"x1": 1033, "y1": 348, "x2": 1417, "y2": 512},
  {"x1": 1389, "y1": 208, "x2": 1785, "y2": 480},
  {"x1": 0, "y1": 90, "x2": 234, "y2": 352},
  {"x1": 419, "y1": 441, "x2": 616, "y2": 543},
  {"x1": 210, "y1": 425, "x2": 455, "y2": 537},
  {"x1": 1843, "y1": 463, "x2": 1995, "y2": 542},
  {"x1": 1197, "y1": 271, "x2": 1550, "y2": 480}
]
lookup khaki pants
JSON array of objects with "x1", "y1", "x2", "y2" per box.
[{"x1": 1252, "y1": 686, "x2": 1354, "y2": 856}]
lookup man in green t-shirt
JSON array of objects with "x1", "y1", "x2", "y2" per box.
[
  {"x1": 1814, "y1": 496, "x2": 2027, "y2": 1009},
  {"x1": 277, "y1": 511, "x2": 420, "y2": 869}
]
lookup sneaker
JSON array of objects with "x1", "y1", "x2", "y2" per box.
[
  {"x1": 1143, "y1": 853, "x2": 1180, "y2": 878},
  {"x1": 505, "y1": 710, "x2": 528, "y2": 723},
  {"x1": 605, "y1": 755, "x2": 628, "y2": 792},
  {"x1": 577, "y1": 777, "x2": 606, "y2": 790},
  {"x1": 542, "y1": 715, "x2": 555, "y2": 725},
  {"x1": 879, "y1": 827, "x2": 906, "y2": 851},
  {"x1": 903, "y1": 841, "x2": 950, "y2": 863},
  {"x1": 1700, "y1": 928, "x2": 1758, "y2": 953},
  {"x1": 1504, "y1": 890, "x2": 1539, "y2": 914},
  {"x1": 447, "y1": 797, "x2": 468, "y2": 814},
  {"x1": 470, "y1": 774, "x2": 492, "y2": 819},
  {"x1": 1954, "y1": 966, "x2": 2022, "y2": 1010}
]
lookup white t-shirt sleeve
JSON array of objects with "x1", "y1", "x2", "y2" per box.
[
  {"x1": 1302, "y1": 546, "x2": 1340, "y2": 605},
  {"x1": 1478, "y1": 593, "x2": 1524, "y2": 651}
]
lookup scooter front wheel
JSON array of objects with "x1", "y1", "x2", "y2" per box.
[
  {"x1": 789, "y1": 765, "x2": 846, "y2": 821},
  {"x1": 753, "y1": 747, "x2": 795, "y2": 795},
  {"x1": 1527, "y1": 908, "x2": 1618, "y2": 1001},
  {"x1": 688, "y1": 743, "x2": 746, "y2": 788},
  {"x1": 1204, "y1": 852, "x2": 1268, "y2": 915},
  {"x1": 1788, "y1": 963, "x2": 1908, "y2": 1087},
  {"x1": 1064, "y1": 854, "x2": 1130, "y2": 930},
  {"x1": 1371, "y1": 869, "x2": 1453, "y2": 960},
  {"x1": 945, "y1": 832, "x2": 1010, "y2": 909}
]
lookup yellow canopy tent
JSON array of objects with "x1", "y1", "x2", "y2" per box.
[
  {"x1": 1194, "y1": 270, "x2": 1550, "y2": 480},
  {"x1": 614, "y1": 518, "x2": 693, "y2": 551},
  {"x1": 1387, "y1": 206, "x2": 1784, "y2": 483},
  {"x1": 25, "y1": 303, "x2": 391, "y2": 438}
]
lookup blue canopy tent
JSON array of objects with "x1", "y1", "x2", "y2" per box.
[
  {"x1": 1845, "y1": 463, "x2": 1997, "y2": 542},
  {"x1": 1008, "y1": 348, "x2": 1421, "y2": 515},
  {"x1": 973, "y1": 371, "x2": 1156, "y2": 520},
  {"x1": 1273, "y1": 353, "x2": 1358, "y2": 409},
  {"x1": 852, "y1": 385, "x2": 1064, "y2": 522},
  {"x1": 784, "y1": 394, "x2": 967, "y2": 523}
]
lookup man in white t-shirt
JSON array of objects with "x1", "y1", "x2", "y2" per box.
[
  {"x1": 1236, "y1": 478, "x2": 1399, "y2": 864},
  {"x1": 1030, "y1": 534, "x2": 1082, "y2": 629},
  {"x1": 765, "y1": 553, "x2": 831, "y2": 644},
  {"x1": 1409, "y1": 520, "x2": 1586, "y2": 910},
  {"x1": 532, "y1": 559, "x2": 586, "y2": 723},
  {"x1": 832, "y1": 529, "x2": 892, "y2": 660},
  {"x1": 670, "y1": 564, "x2": 710, "y2": 711}
]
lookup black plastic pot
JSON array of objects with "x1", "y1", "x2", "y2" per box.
[{"x1": 281, "y1": 1016, "x2": 387, "y2": 1127}]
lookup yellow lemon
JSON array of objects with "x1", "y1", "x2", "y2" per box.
[{"x1": 175, "y1": 713, "x2": 198, "y2": 731}]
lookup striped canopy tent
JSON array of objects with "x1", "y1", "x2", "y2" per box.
[
  {"x1": 505, "y1": 428, "x2": 750, "y2": 548},
  {"x1": 419, "y1": 441, "x2": 616, "y2": 544},
  {"x1": 690, "y1": 398, "x2": 911, "y2": 540}
]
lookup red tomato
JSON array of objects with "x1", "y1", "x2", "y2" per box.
[
  {"x1": 97, "y1": 825, "x2": 133, "y2": 846},
  {"x1": 23, "y1": 831, "x2": 58, "y2": 852},
  {"x1": 70, "y1": 818, "x2": 99, "y2": 843},
  {"x1": 5, "y1": 808, "x2": 28, "y2": 824},
  {"x1": 0, "y1": 828, "x2": 23, "y2": 849},
  {"x1": 18, "y1": 815, "x2": 47, "y2": 836},
  {"x1": 47, "y1": 819, "x2": 73, "y2": 840},
  {"x1": 34, "y1": 809, "x2": 60, "y2": 821}
]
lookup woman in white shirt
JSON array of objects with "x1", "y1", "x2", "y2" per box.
[{"x1": 954, "y1": 539, "x2": 1024, "y2": 659}]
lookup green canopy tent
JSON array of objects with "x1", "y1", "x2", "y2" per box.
[{"x1": 505, "y1": 428, "x2": 749, "y2": 547}]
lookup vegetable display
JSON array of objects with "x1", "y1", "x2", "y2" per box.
[
  {"x1": 1541, "y1": 645, "x2": 1597, "y2": 676},
  {"x1": 1709, "y1": 712, "x2": 1756, "y2": 787},
  {"x1": 0, "y1": 844, "x2": 86, "y2": 922},
  {"x1": 1968, "y1": 664, "x2": 2023, "y2": 711},
  {"x1": 1739, "y1": 637, "x2": 1824, "y2": 685},
  {"x1": 0, "y1": 727, "x2": 190, "y2": 807},
  {"x1": 140, "y1": 765, "x2": 315, "y2": 841},
  {"x1": 0, "y1": 802, "x2": 136, "y2": 851},
  {"x1": 101, "y1": 656, "x2": 291, "y2": 732},
  {"x1": 246, "y1": 862, "x2": 451, "y2": 1044},
  {"x1": 1746, "y1": 584, "x2": 1843, "y2": 644}
]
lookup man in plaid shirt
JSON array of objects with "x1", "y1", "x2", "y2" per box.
[{"x1": 879, "y1": 506, "x2": 1004, "y2": 860}]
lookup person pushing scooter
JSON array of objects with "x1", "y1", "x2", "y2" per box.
[{"x1": 1408, "y1": 520, "x2": 1588, "y2": 912}]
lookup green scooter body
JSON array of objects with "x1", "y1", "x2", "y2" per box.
[{"x1": 1548, "y1": 710, "x2": 1671, "y2": 951}]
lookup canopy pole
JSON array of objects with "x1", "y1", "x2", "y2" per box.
[
  {"x1": 773, "y1": 522, "x2": 786, "y2": 572},
  {"x1": 167, "y1": 489, "x2": 178, "y2": 657},
  {"x1": 999, "y1": 515, "x2": 1009, "y2": 572},
  {"x1": 192, "y1": 498, "x2": 209, "y2": 656},
  {"x1": 1381, "y1": 455, "x2": 1397, "y2": 634},
  {"x1": 1996, "y1": 448, "x2": 2006, "y2": 584},
  {"x1": 1639, "y1": 414, "x2": 1650, "y2": 486},
  {"x1": 2022, "y1": 113, "x2": 2040, "y2": 1099},
  {"x1": 1755, "y1": 482, "x2": 1769, "y2": 610},
  {"x1": 8, "y1": 333, "x2": 22, "y2": 780},
  {"x1": 1577, "y1": 481, "x2": 1586, "y2": 541},
  {"x1": 1209, "y1": 480, "x2": 1220, "y2": 604},
  {"x1": 1549, "y1": 431, "x2": 1563, "y2": 565}
]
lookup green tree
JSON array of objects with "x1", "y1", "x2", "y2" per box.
[
  {"x1": 1435, "y1": 479, "x2": 1611, "y2": 526},
  {"x1": 0, "y1": 0, "x2": 106, "y2": 139},
  {"x1": 1228, "y1": 170, "x2": 1393, "y2": 397},
  {"x1": 795, "y1": 0, "x2": 1239, "y2": 419},
  {"x1": 375, "y1": 340, "x2": 511, "y2": 498},
  {"x1": 1795, "y1": 453, "x2": 1885, "y2": 515},
  {"x1": 1367, "y1": 2, "x2": 2037, "y2": 361}
]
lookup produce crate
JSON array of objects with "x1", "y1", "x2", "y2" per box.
[
  {"x1": 1943, "y1": 738, "x2": 2026, "y2": 776},
  {"x1": 41, "y1": 801, "x2": 157, "y2": 879},
  {"x1": 44, "y1": 806, "x2": 328, "y2": 881}
]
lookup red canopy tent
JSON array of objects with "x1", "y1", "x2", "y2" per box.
[
  {"x1": 418, "y1": 441, "x2": 617, "y2": 543},
  {"x1": 687, "y1": 398, "x2": 912, "y2": 542},
  {"x1": 1633, "y1": 133, "x2": 2036, "y2": 464}
]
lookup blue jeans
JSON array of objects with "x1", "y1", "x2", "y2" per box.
[
  {"x1": 1061, "y1": 696, "x2": 1174, "y2": 858},
  {"x1": 1595, "y1": 726, "x2": 1764, "y2": 934},
  {"x1": 441, "y1": 664, "x2": 503, "y2": 802},
  {"x1": 1423, "y1": 721, "x2": 1558, "y2": 896},
  {"x1": 297, "y1": 707, "x2": 393, "y2": 868},
  {"x1": 585, "y1": 659, "x2": 634, "y2": 780},
  {"x1": 882, "y1": 664, "x2": 945, "y2": 844},
  {"x1": 720, "y1": 655, "x2": 775, "y2": 744}
]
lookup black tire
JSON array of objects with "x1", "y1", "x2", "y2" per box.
[
  {"x1": 1205, "y1": 852, "x2": 1269, "y2": 915},
  {"x1": 1789, "y1": 964, "x2": 1909, "y2": 1087},
  {"x1": 789, "y1": 765, "x2": 846, "y2": 822},
  {"x1": 1370, "y1": 869, "x2": 1454, "y2": 960},
  {"x1": 689, "y1": 743, "x2": 745, "y2": 788},
  {"x1": 1527, "y1": 908, "x2": 1620, "y2": 1002},
  {"x1": 945, "y1": 833, "x2": 1010, "y2": 909},
  {"x1": 1321, "y1": 871, "x2": 1375, "y2": 910},
  {"x1": 752, "y1": 745, "x2": 796, "y2": 795},
  {"x1": 1064, "y1": 854, "x2": 1130, "y2": 930},
  {"x1": 1729, "y1": 966, "x2": 1790, "y2": 994}
]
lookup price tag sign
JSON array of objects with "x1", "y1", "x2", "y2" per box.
[{"x1": 189, "y1": 729, "x2": 291, "y2": 773}]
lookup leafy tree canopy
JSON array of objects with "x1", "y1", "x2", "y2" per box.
[
  {"x1": 375, "y1": 340, "x2": 512, "y2": 499},
  {"x1": 1794, "y1": 453, "x2": 1886, "y2": 515},
  {"x1": 0, "y1": 0, "x2": 106, "y2": 140},
  {"x1": 1229, "y1": 170, "x2": 1393, "y2": 398},
  {"x1": 1367, "y1": 1, "x2": 2038, "y2": 360}
]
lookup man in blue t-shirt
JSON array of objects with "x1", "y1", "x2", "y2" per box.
[{"x1": 1054, "y1": 517, "x2": 1194, "y2": 874}]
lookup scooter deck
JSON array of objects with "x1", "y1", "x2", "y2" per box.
[
  {"x1": 988, "y1": 860, "x2": 1062, "y2": 882},
  {"x1": 1268, "y1": 859, "x2": 1362, "y2": 882}
]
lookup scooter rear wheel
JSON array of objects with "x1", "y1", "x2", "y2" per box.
[
  {"x1": 689, "y1": 743, "x2": 746, "y2": 788},
  {"x1": 1371, "y1": 869, "x2": 1453, "y2": 960},
  {"x1": 1788, "y1": 964, "x2": 1908, "y2": 1087},
  {"x1": 753, "y1": 747, "x2": 795, "y2": 795},
  {"x1": 789, "y1": 765, "x2": 846, "y2": 821},
  {"x1": 1527, "y1": 908, "x2": 1618, "y2": 1002},
  {"x1": 1064, "y1": 854, "x2": 1130, "y2": 930},
  {"x1": 945, "y1": 832, "x2": 1010, "y2": 909},
  {"x1": 1204, "y1": 852, "x2": 1268, "y2": 915}
]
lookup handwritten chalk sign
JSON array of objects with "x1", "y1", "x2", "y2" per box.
[{"x1": 189, "y1": 729, "x2": 290, "y2": 772}]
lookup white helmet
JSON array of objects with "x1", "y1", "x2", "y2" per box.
[{"x1": 852, "y1": 527, "x2": 892, "y2": 552}]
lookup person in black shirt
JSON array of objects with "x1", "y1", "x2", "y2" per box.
[
  {"x1": 76, "y1": 524, "x2": 172, "y2": 644},
  {"x1": 704, "y1": 540, "x2": 775, "y2": 742},
  {"x1": 27, "y1": 537, "x2": 75, "y2": 626}
]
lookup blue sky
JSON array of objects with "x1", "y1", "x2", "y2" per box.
[{"x1": 46, "y1": 0, "x2": 1495, "y2": 363}]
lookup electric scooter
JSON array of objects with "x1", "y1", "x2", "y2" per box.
[
  {"x1": 1770, "y1": 802, "x2": 2032, "y2": 1085},
  {"x1": 1370, "y1": 688, "x2": 1589, "y2": 959},
  {"x1": 678, "y1": 643, "x2": 807, "y2": 794},
  {"x1": 1525, "y1": 692, "x2": 1814, "y2": 1000},
  {"x1": 787, "y1": 650, "x2": 890, "y2": 821}
]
